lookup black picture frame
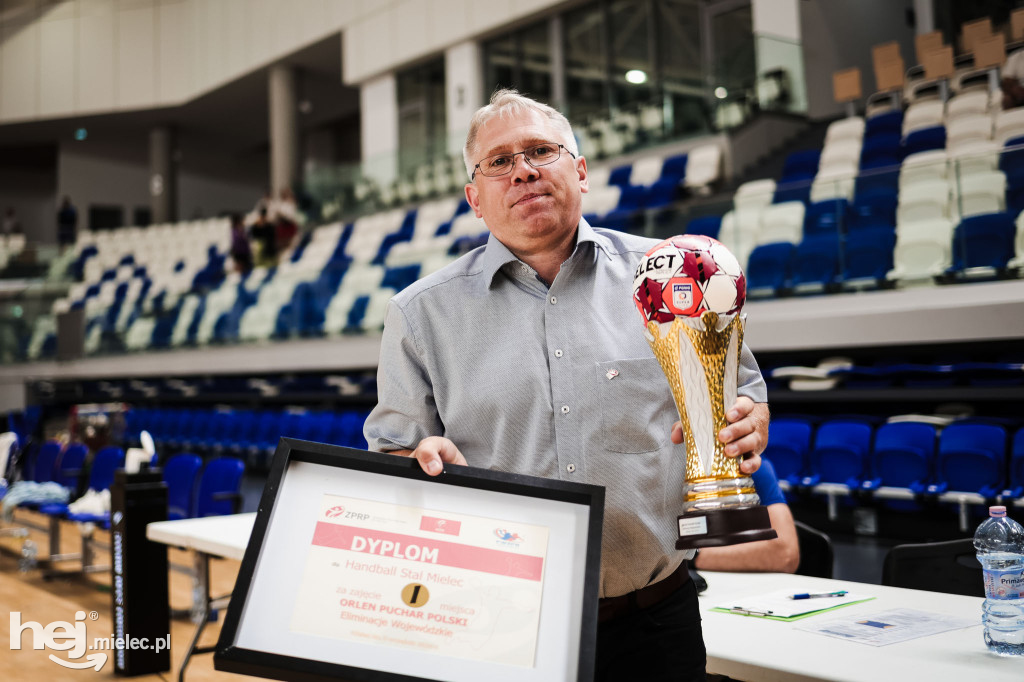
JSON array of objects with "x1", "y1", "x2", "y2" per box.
[{"x1": 214, "y1": 438, "x2": 604, "y2": 682}]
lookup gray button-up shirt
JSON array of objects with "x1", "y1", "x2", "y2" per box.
[{"x1": 365, "y1": 219, "x2": 767, "y2": 598}]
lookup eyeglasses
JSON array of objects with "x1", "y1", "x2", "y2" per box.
[{"x1": 472, "y1": 142, "x2": 576, "y2": 180}]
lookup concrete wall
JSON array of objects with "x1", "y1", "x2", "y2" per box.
[
  {"x1": 0, "y1": 0, "x2": 368, "y2": 123},
  {"x1": 800, "y1": 0, "x2": 917, "y2": 120},
  {"x1": 0, "y1": 168, "x2": 56, "y2": 244},
  {"x1": 0, "y1": 0, "x2": 572, "y2": 125},
  {"x1": 57, "y1": 147, "x2": 260, "y2": 230}
]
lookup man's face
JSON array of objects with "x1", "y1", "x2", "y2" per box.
[{"x1": 465, "y1": 109, "x2": 588, "y2": 259}]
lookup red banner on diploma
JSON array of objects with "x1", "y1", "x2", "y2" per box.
[
  {"x1": 311, "y1": 522, "x2": 544, "y2": 581},
  {"x1": 419, "y1": 515, "x2": 462, "y2": 536}
]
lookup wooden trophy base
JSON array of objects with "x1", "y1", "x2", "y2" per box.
[{"x1": 675, "y1": 505, "x2": 778, "y2": 549}]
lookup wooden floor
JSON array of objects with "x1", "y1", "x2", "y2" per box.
[{"x1": 1, "y1": 509, "x2": 249, "y2": 681}]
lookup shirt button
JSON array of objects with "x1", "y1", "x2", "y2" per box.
[
  {"x1": 549, "y1": 296, "x2": 557, "y2": 304},
  {"x1": 560, "y1": 405, "x2": 570, "y2": 414},
  {"x1": 566, "y1": 463, "x2": 576, "y2": 473},
  {"x1": 554, "y1": 349, "x2": 563, "y2": 358}
]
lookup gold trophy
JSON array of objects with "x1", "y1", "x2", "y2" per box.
[{"x1": 633, "y1": 236, "x2": 776, "y2": 549}]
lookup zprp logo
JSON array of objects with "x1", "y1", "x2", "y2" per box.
[{"x1": 325, "y1": 506, "x2": 346, "y2": 518}]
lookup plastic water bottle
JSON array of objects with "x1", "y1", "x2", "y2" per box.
[
  {"x1": 974, "y1": 506, "x2": 1024, "y2": 656},
  {"x1": 18, "y1": 540, "x2": 37, "y2": 573}
]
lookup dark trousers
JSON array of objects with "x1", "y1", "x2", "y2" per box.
[{"x1": 595, "y1": 579, "x2": 706, "y2": 682}]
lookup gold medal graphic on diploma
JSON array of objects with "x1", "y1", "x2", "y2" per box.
[{"x1": 633, "y1": 235, "x2": 776, "y2": 548}]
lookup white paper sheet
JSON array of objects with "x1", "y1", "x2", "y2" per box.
[{"x1": 795, "y1": 608, "x2": 978, "y2": 646}]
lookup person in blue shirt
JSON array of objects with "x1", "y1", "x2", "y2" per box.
[{"x1": 693, "y1": 459, "x2": 800, "y2": 573}]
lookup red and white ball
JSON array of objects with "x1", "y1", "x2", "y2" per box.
[{"x1": 632, "y1": 234, "x2": 745, "y2": 326}]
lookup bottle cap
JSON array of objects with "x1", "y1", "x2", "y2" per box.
[{"x1": 990, "y1": 506, "x2": 1007, "y2": 517}]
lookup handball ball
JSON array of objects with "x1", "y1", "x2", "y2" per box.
[{"x1": 632, "y1": 234, "x2": 746, "y2": 325}]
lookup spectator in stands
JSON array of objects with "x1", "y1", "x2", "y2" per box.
[
  {"x1": 692, "y1": 459, "x2": 799, "y2": 573},
  {"x1": 1, "y1": 207, "x2": 20, "y2": 236},
  {"x1": 57, "y1": 197, "x2": 77, "y2": 249},
  {"x1": 250, "y1": 208, "x2": 277, "y2": 267},
  {"x1": 229, "y1": 213, "x2": 253, "y2": 275},
  {"x1": 273, "y1": 187, "x2": 300, "y2": 253},
  {"x1": 365, "y1": 89, "x2": 770, "y2": 682},
  {"x1": 1002, "y1": 49, "x2": 1024, "y2": 109}
]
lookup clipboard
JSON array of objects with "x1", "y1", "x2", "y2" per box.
[{"x1": 712, "y1": 588, "x2": 875, "y2": 622}]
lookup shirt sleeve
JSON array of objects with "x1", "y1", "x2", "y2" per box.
[
  {"x1": 751, "y1": 459, "x2": 786, "y2": 506},
  {"x1": 363, "y1": 300, "x2": 444, "y2": 452},
  {"x1": 1005, "y1": 50, "x2": 1024, "y2": 82},
  {"x1": 738, "y1": 342, "x2": 768, "y2": 403}
]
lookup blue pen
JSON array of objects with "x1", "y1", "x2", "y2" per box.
[{"x1": 790, "y1": 590, "x2": 848, "y2": 600}]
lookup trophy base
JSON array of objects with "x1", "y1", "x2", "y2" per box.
[{"x1": 675, "y1": 505, "x2": 778, "y2": 549}]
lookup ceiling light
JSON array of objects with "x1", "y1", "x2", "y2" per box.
[
  {"x1": 625, "y1": 70, "x2": 648, "y2": 85},
  {"x1": 715, "y1": 87, "x2": 728, "y2": 99}
]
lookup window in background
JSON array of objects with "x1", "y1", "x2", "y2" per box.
[
  {"x1": 564, "y1": 2, "x2": 609, "y2": 123},
  {"x1": 658, "y1": 0, "x2": 708, "y2": 137},
  {"x1": 609, "y1": 0, "x2": 656, "y2": 110},
  {"x1": 397, "y1": 58, "x2": 447, "y2": 175},
  {"x1": 483, "y1": 19, "x2": 552, "y2": 103},
  {"x1": 709, "y1": 2, "x2": 756, "y2": 119}
]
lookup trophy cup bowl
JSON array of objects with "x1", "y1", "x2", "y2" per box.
[{"x1": 632, "y1": 235, "x2": 777, "y2": 549}]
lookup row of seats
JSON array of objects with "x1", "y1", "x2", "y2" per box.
[
  {"x1": 581, "y1": 144, "x2": 723, "y2": 232},
  {"x1": 765, "y1": 357, "x2": 1024, "y2": 392},
  {"x1": 124, "y1": 406, "x2": 370, "y2": 470},
  {"x1": 25, "y1": 201, "x2": 491, "y2": 357},
  {"x1": 764, "y1": 417, "x2": 1024, "y2": 504},
  {"x1": 2, "y1": 439, "x2": 245, "y2": 523},
  {"x1": 705, "y1": 104, "x2": 1024, "y2": 294}
]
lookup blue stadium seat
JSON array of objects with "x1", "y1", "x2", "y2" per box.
[
  {"x1": 1008, "y1": 428, "x2": 1024, "y2": 498},
  {"x1": 40, "y1": 447, "x2": 126, "y2": 526},
  {"x1": 870, "y1": 422, "x2": 937, "y2": 502},
  {"x1": 804, "y1": 199, "x2": 848, "y2": 236},
  {"x1": 806, "y1": 420, "x2": 873, "y2": 487},
  {"x1": 902, "y1": 125, "x2": 946, "y2": 156},
  {"x1": 54, "y1": 443, "x2": 88, "y2": 490},
  {"x1": 792, "y1": 234, "x2": 842, "y2": 289},
  {"x1": 999, "y1": 135, "x2": 1024, "y2": 188},
  {"x1": 608, "y1": 164, "x2": 632, "y2": 187},
  {"x1": 780, "y1": 150, "x2": 821, "y2": 183},
  {"x1": 763, "y1": 417, "x2": 813, "y2": 485},
  {"x1": 843, "y1": 227, "x2": 896, "y2": 282},
  {"x1": 660, "y1": 154, "x2": 688, "y2": 182},
  {"x1": 935, "y1": 422, "x2": 1007, "y2": 498},
  {"x1": 164, "y1": 453, "x2": 203, "y2": 520},
  {"x1": 31, "y1": 441, "x2": 62, "y2": 483},
  {"x1": 645, "y1": 178, "x2": 681, "y2": 209},
  {"x1": 864, "y1": 110, "x2": 903, "y2": 137},
  {"x1": 772, "y1": 181, "x2": 811, "y2": 205},
  {"x1": 686, "y1": 215, "x2": 722, "y2": 239},
  {"x1": 950, "y1": 213, "x2": 1016, "y2": 273},
  {"x1": 195, "y1": 457, "x2": 245, "y2": 517},
  {"x1": 848, "y1": 190, "x2": 897, "y2": 231},
  {"x1": 745, "y1": 242, "x2": 795, "y2": 295},
  {"x1": 860, "y1": 133, "x2": 903, "y2": 170}
]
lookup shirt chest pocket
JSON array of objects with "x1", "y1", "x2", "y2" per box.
[{"x1": 596, "y1": 357, "x2": 675, "y2": 455}]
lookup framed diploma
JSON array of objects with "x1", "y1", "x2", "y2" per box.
[{"x1": 214, "y1": 438, "x2": 605, "y2": 682}]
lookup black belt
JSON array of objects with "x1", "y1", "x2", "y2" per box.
[{"x1": 598, "y1": 561, "x2": 691, "y2": 623}]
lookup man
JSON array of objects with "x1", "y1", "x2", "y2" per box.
[
  {"x1": 693, "y1": 459, "x2": 799, "y2": 573},
  {"x1": 57, "y1": 196, "x2": 77, "y2": 249},
  {"x1": 365, "y1": 89, "x2": 769, "y2": 681}
]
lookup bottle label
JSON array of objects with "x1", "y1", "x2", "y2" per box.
[{"x1": 983, "y1": 567, "x2": 1024, "y2": 600}]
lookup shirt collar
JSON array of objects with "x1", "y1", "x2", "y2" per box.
[{"x1": 480, "y1": 216, "x2": 615, "y2": 286}]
